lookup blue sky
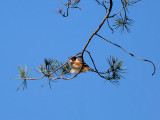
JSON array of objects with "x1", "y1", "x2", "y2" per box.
[{"x1": 0, "y1": 0, "x2": 160, "y2": 120}]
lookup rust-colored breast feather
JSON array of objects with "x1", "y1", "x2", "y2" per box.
[{"x1": 71, "y1": 61, "x2": 88, "y2": 72}]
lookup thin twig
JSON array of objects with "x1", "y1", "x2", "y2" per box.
[
  {"x1": 95, "y1": 0, "x2": 108, "y2": 13},
  {"x1": 95, "y1": 33, "x2": 156, "y2": 76},
  {"x1": 109, "y1": 0, "x2": 141, "y2": 18},
  {"x1": 85, "y1": 50, "x2": 106, "y2": 79},
  {"x1": 22, "y1": 76, "x2": 45, "y2": 80},
  {"x1": 58, "y1": 0, "x2": 81, "y2": 17}
]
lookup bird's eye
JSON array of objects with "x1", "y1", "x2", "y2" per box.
[{"x1": 71, "y1": 57, "x2": 76, "y2": 61}]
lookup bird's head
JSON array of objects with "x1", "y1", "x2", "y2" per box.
[{"x1": 70, "y1": 56, "x2": 77, "y2": 64}]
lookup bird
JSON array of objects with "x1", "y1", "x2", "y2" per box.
[{"x1": 69, "y1": 56, "x2": 94, "y2": 73}]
